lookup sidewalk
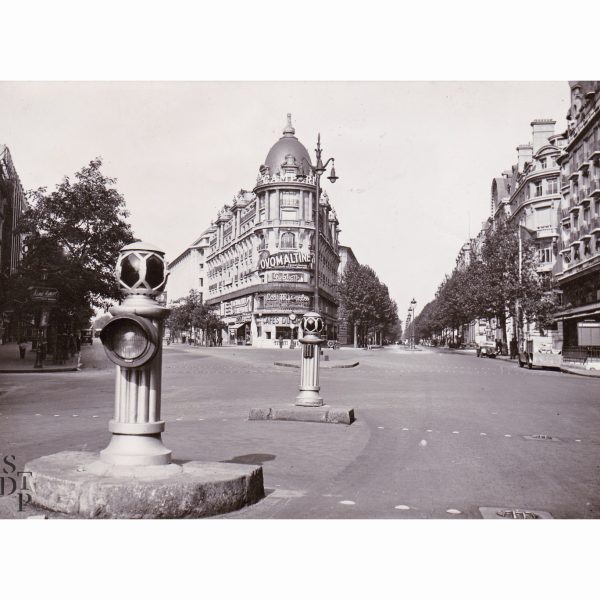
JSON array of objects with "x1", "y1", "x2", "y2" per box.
[
  {"x1": 438, "y1": 345, "x2": 600, "y2": 378},
  {"x1": 0, "y1": 342, "x2": 80, "y2": 373}
]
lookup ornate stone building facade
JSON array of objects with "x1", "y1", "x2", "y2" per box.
[
  {"x1": 554, "y1": 81, "x2": 600, "y2": 348},
  {"x1": 0, "y1": 145, "x2": 26, "y2": 343},
  {"x1": 203, "y1": 116, "x2": 341, "y2": 347}
]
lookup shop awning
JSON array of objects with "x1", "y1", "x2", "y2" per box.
[
  {"x1": 229, "y1": 323, "x2": 245, "y2": 330},
  {"x1": 554, "y1": 302, "x2": 600, "y2": 321}
]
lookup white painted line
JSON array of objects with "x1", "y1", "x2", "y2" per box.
[
  {"x1": 339, "y1": 500, "x2": 355, "y2": 505},
  {"x1": 53, "y1": 414, "x2": 60, "y2": 417},
  {"x1": 446, "y1": 509, "x2": 461, "y2": 515},
  {"x1": 480, "y1": 432, "x2": 487, "y2": 436},
  {"x1": 395, "y1": 505, "x2": 410, "y2": 510},
  {"x1": 504, "y1": 434, "x2": 512, "y2": 438},
  {"x1": 419, "y1": 440, "x2": 427, "y2": 447},
  {"x1": 402, "y1": 427, "x2": 409, "y2": 431},
  {"x1": 175, "y1": 417, "x2": 183, "y2": 421},
  {"x1": 92, "y1": 415, "x2": 98, "y2": 418},
  {"x1": 35, "y1": 414, "x2": 41, "y2": 416},
  {"x1": 452, "y1": 431, "x2": 459, "y2": 434},
  {"x1": 575, "y1": 439, "x2": 582, "y2": 443},
  {"x1": 377, "y1": 426, "x2": 385, "y2": 429},
  {"x1": 72, "y1": 415, "x2": 78, "y2": 417},
  {"x1": 198, "y1": 418, "x2": 204, "y2": 421},
  {"x1": 426, "y1": 429, "x2": 432, "y2": 432}
]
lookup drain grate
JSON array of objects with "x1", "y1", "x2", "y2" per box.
[
  {"x1": 496, "y1": 509, "x2": 539, "y2": 519},
  {"x1": 523, "y1": 434, "x2": 559, "y2": 442}
]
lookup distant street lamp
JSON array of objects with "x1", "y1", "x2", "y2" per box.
[
  {"x1": 410, "y1": 298, "x2": 417, "y2": 349},
  {"x1": 302, "y1": 133, "x2": 339, "y2": 315}
]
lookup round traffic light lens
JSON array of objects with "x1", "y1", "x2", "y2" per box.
[{"x1": 108, "y1": 321, "x2": 148, "y2": 360}]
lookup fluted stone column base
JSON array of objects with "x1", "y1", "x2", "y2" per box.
[{"x1": 25, "y1": 451, "x2": 264, "y2": 519}]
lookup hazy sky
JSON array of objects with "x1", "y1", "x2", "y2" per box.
[{"x1": 0, "y1": 82, "x2": 568, "y2": 319}]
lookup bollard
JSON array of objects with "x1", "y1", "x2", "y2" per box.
[
  {"x1": 99, "y1": 241, "x2": 172, "y2": 467},
  {"x1": 295, "y1": 311, "x2": 325, "y2": 407}
]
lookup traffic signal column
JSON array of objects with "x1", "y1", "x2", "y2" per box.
[{"x1": 98, "y1": 242, "x2": 173, "y2": 468}]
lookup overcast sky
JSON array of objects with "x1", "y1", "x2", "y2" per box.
[{"x1": 0, "y1": 81, "x2": 568, "y2": 319}]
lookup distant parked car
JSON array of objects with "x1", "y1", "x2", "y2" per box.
[{"x1": 477, "y1": 341, "x2": 497, "y2": 358}]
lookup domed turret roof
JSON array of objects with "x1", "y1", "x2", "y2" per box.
[{"x1": 263, "y1": 114, "x2": 311, "y2": 175}]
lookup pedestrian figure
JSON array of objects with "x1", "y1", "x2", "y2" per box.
[
  {"x1": 278, "y1": 335, "x2": 283, "y2": 348},
  {"x1": 510, "y1": 337, "x2": 518, "y2": 359},
  {"x1": 18, "y1": 338, "x2": 27, "y2": 359}
]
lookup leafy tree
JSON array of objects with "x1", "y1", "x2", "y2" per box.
[
  {"x1": 166, "y1": 290, "x2": 226, "y2": 345},
  {"x1": 10, "y1": 158, "x2": 135, "y2": 332},
  {"x1": 339, "y1": 262, "x2": 398, "y2": 345}
]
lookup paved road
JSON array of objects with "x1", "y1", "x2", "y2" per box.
[{"x1": 1, "y1": 343, "x2": 599, "y2": 518}]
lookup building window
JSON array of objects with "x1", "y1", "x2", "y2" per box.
[
  {"x1": 199, "y1": 278, "x2": 203, "y2": 287},
  {"x1": 280, "y1": 231, "x2": 296, "y2": 249},
  {"x1": 280, "y1": 191, "x2": 299, "y2": 207},
  {"x1": 257, "y1": 234, "x2": 266, "y2": 250},
  {"x1": 538, "y1": 247, "x2": 552, "y2": 263},
  {"x1": 540, "y1": 158, "x2": 547, "y2": 169},
  {"x1": 584, "y1": 207, "x2": 590, "y2": 221},
  {"x1": 547, "y1": 178, "x2": 558, "y2": 194},
  {"x1": 535, "y1": 181, "x2": 543, "y2": 197}
]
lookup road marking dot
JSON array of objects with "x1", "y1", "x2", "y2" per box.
[
  {"x1": 402, "y1": 427, "x2": 409, "y2": 431},
  {"x1": 35, "y1": 414, "x2": 41, "y2": 416},
  {"x1": 53, "y1": 415, "x2": 60, "y2": 417},
  {"x1": 377, "y1": 426, "x2": 384, "y2": 429},
  {"x1": 339, "y1": 500, "x2": 355, "y2": 505},
  {"x1": 92, "y1": 415, "x2": 98, "y2": 418},
  {"x1": 426, "y1": 429, "x2": 432, "y2": 432},
  {"x1": 72, "y1": 414, "x2": 78, "y2": 417},
  {"x1": 395, "y1": 505, "x2": 410, "y2": 510},
  {"x1": 452, "y1": 431, "x2": 459, "y2": 434},
  {"x1": 446, "y1": 509, "x2": 461, "y2": 515},
  {"x1": 504, "y1": 434, "x2": 512, "y2": 438},
  {"x1": 419, "y1": 439, "x2": 427, "y2": 447},
  {"x1": 575, "y1": 439, "x2": 582, "y2": 442},
  {"x1": 480, "y1": 432, "x2": 487, "y2": 436},
  {"x1": 175, "y1": 417, "x2": 183, "y2": 421}
]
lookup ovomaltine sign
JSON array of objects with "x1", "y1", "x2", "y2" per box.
[{"x1": 257, "y1": 251, "x2": 313, "y2": 271}]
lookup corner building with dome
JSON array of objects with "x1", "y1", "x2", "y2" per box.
[{"x1": 204, "y1": 115, "x2": 341, "y2": 347}]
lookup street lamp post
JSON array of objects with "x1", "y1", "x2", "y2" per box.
[
  {"x1": 302, "y1": 133, "x2": 338, "y2": 315},
  {"x1": 410, "y1": 298, "x2": 417, "y2": 349}
]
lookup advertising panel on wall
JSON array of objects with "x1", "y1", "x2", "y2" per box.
[
  {"x1": 222, "y1": 295, "x2": 253, "y2": 317},
  {"x1": 257, "y1": 250, "x2": 313, "y2": 271},
  {"x1": 264, "y1": 293, "x2": 310, "y2": 310}
]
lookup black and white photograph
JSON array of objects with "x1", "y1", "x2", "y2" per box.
[{"x1": 0, "y1": 2, "x2": 598, "y2": 598}]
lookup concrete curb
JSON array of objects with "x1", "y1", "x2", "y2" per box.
[
  {"x1": 274, "y1": 361, "x2": 360, "y2": 369},
  {"x1": 0, "y1": 365, "x2": 80, "y2": 373},
  {"x1": 249, "y1": 405, "x2": 355, "y2": 425},
  {"x1": 559, "y1": 366, "x2": 600, "y2": 378}
]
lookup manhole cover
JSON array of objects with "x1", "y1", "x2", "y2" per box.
[
  {"x1": 496, "y1": 510, "x2": 539, "y2": 519},
  {"x1": 523, "y1": 434, "x2": 559, "y2": 442},
  {"x1": 479, "y1": 507, "x2": 553, "y2": 519}
]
